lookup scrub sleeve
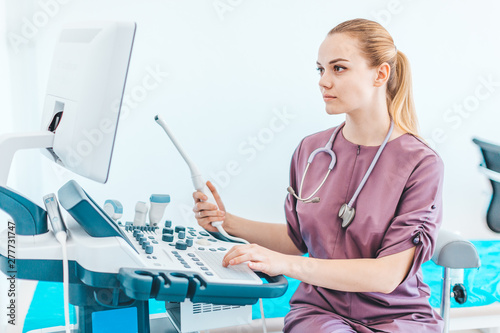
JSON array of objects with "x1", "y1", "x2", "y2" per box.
[{"x1": 376, "y1": 152, "x2": 443, "y2": 282}]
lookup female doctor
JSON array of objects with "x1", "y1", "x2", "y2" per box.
[{"x1": 193, "y1": 18, "x2": 444, "y2": 332}]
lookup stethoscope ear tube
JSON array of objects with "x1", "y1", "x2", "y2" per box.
[{"x1": 287, "y1": 186, "x2": 321, "y2": 203}]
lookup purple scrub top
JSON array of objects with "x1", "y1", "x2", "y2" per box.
[{"x1": 284, "y1": 125, "x2": 444, "y2": 332}]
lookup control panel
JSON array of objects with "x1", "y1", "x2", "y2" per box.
[
  {"x1": 120, "y1": 220, "x2": 262, "y2": 285},
  {"x1": 54, "y1": 179, "x2": 284, "y2": 304}
]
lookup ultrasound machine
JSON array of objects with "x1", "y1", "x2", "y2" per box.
[{"x1": 0, "y1": 21, "x2": 287, "y2": 333}]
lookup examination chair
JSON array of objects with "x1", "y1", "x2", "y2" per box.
[
  {"x1": 432, "y1": 136, "x2": 500, "y2": 333},
  {"x1": 428, "y1": 137, "x2": 500, "y2": 333},
  {"x1": 432, "y1": 229, "x2": 480, "y2": 333},
  {"x1": 473, "y1": 138, "x2": 500, "y2": 233}
]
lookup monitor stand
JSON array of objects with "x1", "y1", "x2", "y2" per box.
[{"x1": 0, "y1": 131, "x2": 55, "y2": 186}]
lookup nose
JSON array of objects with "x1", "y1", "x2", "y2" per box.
[{"x1": 319, "y1": 71, "x2": 333, "y2": 91}]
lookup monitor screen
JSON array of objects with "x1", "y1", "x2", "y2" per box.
[{"x1": 40, "y1": 21, "x2": 136, "y2": 183}]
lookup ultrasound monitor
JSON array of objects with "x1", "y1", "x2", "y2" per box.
[{"x1": 40, "y1": 21, "x2": 136, "y2": 183}]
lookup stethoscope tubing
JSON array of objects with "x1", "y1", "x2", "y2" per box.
[
  {"x1": 346, "y1": 120, "x2": 394, "y2": 207},
  {"x1": 292, "y1": 120, "x2": 394, "y2": 209}
]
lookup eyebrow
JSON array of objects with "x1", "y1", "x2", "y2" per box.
[{"x1": 316, "y1": 58, "x2": 349, "y2": 66}]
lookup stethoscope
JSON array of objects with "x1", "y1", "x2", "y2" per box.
[{"x1": 287, "y1": 121, "x2": 394, "y2": 228}]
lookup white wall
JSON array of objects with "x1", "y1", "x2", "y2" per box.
[{"x1": 3, "y1": 0, "x2": 500, "y2": 243}]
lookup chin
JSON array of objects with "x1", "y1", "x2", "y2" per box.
[{"x1": 324, "y1": 106, "x2": 344, "y2": 116}]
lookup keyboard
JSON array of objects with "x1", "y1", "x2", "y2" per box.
[
  {"x1": 195, "y1": 250, "x2": 258, "y2": 281},
  {"x1": 121, "y1": 221, "x2": 263, "y2": 285}
]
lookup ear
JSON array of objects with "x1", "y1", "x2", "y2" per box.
[{"x1": 373, "y1": 62, "x2": 390, "y2": 87}]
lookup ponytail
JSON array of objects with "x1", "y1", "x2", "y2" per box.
[{"x1": 389, "y1": 50, "x2": 418, "y2": 137}]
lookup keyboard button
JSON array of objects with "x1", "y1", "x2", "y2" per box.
[
  {"x1": 196, "y1": 239, "x2": 211, "y2": 246},
  {"x1": 162, "y1": 234, "x2": 174, "y2": 242},
  {"x1": 162, "y1": 228, "x2": 174, "y2": 234},
  {"x1": 175, "y1": 241, "x2": 188, "y2": 250}
]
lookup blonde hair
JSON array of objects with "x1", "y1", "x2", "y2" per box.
[{"x1": 328, "y1": 18, "x2": 419, "y2": 137}]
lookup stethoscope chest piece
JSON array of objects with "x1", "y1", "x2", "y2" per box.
[{"x1": 339, "y1": 203, "x2": 355, "y2": 228}]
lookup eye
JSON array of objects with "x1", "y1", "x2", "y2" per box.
[
  {"x1": 316, "y1": 67, "x2": 324, "y2": 75},
  {"x1": 333, "y1": 65, "x2": 346, "y2": 72}
]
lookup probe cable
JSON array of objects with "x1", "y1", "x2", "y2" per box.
[{"x1": 55, "y1": 232, "x2": 71, "y2": 333}]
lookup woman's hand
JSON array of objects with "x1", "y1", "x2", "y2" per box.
[
  {"x1": 222, "y1": 244, "x2": 291, "y2": 277},
  {"x1": 192, "y1": 181, "x2": 226, "y2": 233}
]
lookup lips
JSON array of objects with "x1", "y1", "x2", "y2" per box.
[{"x1": 323, "y1": 94, "x2": 336, "y2": 101}]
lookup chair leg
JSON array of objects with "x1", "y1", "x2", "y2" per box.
[{"x1": 441, "y1": 267, "x2": 451, "y2": 333}]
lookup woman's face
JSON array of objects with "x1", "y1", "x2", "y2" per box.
[{"x1": 317, "y1": 33, "x2": 380, "y2": 116}]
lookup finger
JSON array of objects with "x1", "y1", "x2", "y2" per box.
[
  {"x1": 226, "y1": 253, "x2": 256, "y2": 266},
  {"x1": 194, "y1": 203, "x2": 226, "y2": 231},
  {"x1": 193, "y1": 202, "x2": 225, "y2": 233},
  {"x1": 196, "y1": 218, "x2": 220, "y2": 233},
  {"x1": 204, "y1": 210, "x2": 226, "y2": 218},
  {"x1": 192, "y1": 202, "x2": 219, "y2": 213},
  {"x1": 248, "y1": 261, "x2": 263, "y2": 270},
  {"x1": 192, "y1": 191, "x2": 207, "y2": 202},
  {"x1": 194, "y1": 209, "x2": 225, "y2": 219},
  {"x1": 248, "y1": 261, "x2": 272, "y2": 274},
  {"x1": 222, "y1": 245, "x2": 247, "y2": 265},
  {"x1": 206, "y1": 181, "x2": 226, "y2": 211},
  {"x1": 223, "y1": 245, "x2": 265, "y2": 266}
]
